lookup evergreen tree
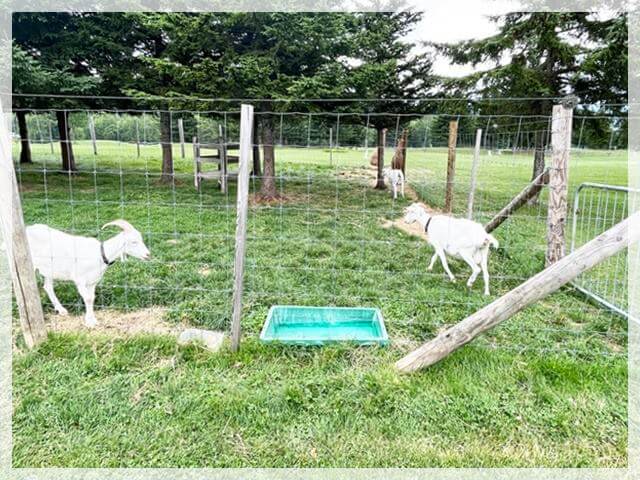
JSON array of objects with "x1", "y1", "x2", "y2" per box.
[
  {"x1": 346, "y1": 10, "x2": 434, "y2": 187},
  {"x1": 434, "y1": 11, "x2": 627, "y2": 197},
  {"x1": 12, "y1": 39, "x2": 97, "y2": 170}
]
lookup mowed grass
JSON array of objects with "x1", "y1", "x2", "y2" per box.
[{"x1": 12, "y1": 140, "x2": 628, "y2": 467}]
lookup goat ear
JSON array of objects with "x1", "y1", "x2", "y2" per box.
[{"x1": 102, "y1": 219, "x2": 134, "y2": 232}]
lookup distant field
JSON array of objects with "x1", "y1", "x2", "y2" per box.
[{"x1": 11, "y1": 140, "x2": 628, "y2": 467}]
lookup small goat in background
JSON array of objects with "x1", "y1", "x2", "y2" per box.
[
  {"x1": 26, "y1": 220, "x2": 150, "y2": 327},
  {"x1": 382, "y1": 167, "x2": 405, "y2": 200},
  {"x1": 404, "y1": 203, "x2": 498, "y2": 295}
]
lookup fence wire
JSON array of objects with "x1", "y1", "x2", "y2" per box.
[
  {"x1": 570, "y1": 183, "x2": 635, "y2": 321},
  {"x1": 11, "y1": 104, "x2": 630, "y2": 359}
]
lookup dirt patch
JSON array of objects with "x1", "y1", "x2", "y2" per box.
[
  {"x1": 336, "y1": 167, "x2": 375, "y2": 182},
  {"x1": 390, "y1": 335, "x2": 421, "y2": 353},
  {"x1": 337, "y1": 167, "x2": 423, "y2": 202},
  {"x1": 403, "y1": 183, "x2": 420, "y2": 201},
  {"x1": 249, "y1": 192, "x2": 309, "y2": 206},
  {"x1": 380, "y1": 202, "x2": 441, "y2": 242},
  {"x1": 381, "y1": 217, "x2": 428, "y2": 241},
  {"x1": 166, "y1": 239, "x2": 180, "y2": 245},
  {"x1": 47, "y1": 307, "x2": 185, "y2": 337}
]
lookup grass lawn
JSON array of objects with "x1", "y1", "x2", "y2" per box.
[{"x1": 11, "y1": 139, "x2": 628, "y2": 467}]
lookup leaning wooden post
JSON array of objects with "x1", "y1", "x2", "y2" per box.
[
  {"x1": 395, "y1": 210, "x2": 640, "y2": 373},
  {"x1": 444, "y1": 120, "x2": 458, "y2": 213},
  {"x1": 230, "y1": 104, "x2": 254, "y2": 352},
  {"x1": 484, "y1": 169, "x2": 550, "y2": 233},
  {"x1": 0, "y1": 107, "x2": 47, "y2": 349},
  {"x1": 546, "y1": 103, "x2": 573, "y2": 266},
  {"x1": 88, "y1": 113, "x2": 98, "y2": 155},
  {"x1": 466, "y1": 128, "x2": 482, "y2": 220},
  {"x1": 178, "y1": 118, "x2": 185, "y2": 159}
]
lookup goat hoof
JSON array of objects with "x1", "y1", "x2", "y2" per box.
[
  {"x1": 56, "y1": 308, "x2": 69, "y2": 316},
  {"x1": 449, "y1": 278, "x2": 456, "y2": 283},
  {"x1": 84, "y1": 317, "x2": 98, "y2": 328}
]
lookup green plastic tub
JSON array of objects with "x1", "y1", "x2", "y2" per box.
[{"x1": 260, "y1": 305, "x2": 389, "y2": 346}]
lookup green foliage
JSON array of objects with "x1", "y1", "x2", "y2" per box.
[
  {"x1": 12, "y1": 41, "x2": 97, "y2": 109},
  {"x1": 345, "y1": 11, "x2": 434, "y2": 128},
  {"x1": 574, "y1": 14, "x2": 628, "y2": 105},
  {"x1": 433, "y1": 11, "x2": 628, "y2": 149}
]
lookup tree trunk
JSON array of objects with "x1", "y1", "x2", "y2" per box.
[
  {"x1": 252, "y1": 118, "x2": 261, "y2": 176},
  {"x1": 56, "y1": 110, "x2": 76, "y2": 172},
  {"x1": 258, "y1": 116, "x2": 278, "y2": 199},
  {"x1": 374, "y1": 127, "x2": 386, "y2": 189},
  {"x1": 528, "y1": 129, "x2": 546, "y2": 204},
  {"x1": 17, "y1": 111, "x2": 32, "y2": 164},
  {"x1": 160, "y1": 111, "x2": 173, "y2": 183}
]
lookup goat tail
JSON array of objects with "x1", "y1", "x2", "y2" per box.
[{"x1": 486, "y1": 234, "x2": 499, "y2": 249}]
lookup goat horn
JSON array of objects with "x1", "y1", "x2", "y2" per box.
[{"x1": 102, "y1": 219, "x2": 135, "y2": 232}]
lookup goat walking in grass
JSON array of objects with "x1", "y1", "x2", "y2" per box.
[
  {"x1": 26, "y1": 220, "x2": 150, "y2": 327},
  {"x1": 382, "y1": 167, "x2": 405, "y2": 200},
  {"x1": 404, "y1": 203, "x2": 498, "y2": 295}
]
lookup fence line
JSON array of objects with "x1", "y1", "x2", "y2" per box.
[{"x1": 7, "y1": 102, "x2": 630, "y2": 361}]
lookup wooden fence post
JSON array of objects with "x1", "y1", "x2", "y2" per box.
[
  {"x1": 252, "y1": 117, "x2": 261, "y2": 176},
  {"x1": 192, "y1": 136, "x2": 200, "y2": 190},
  {"x1": 135, "y1": 118, "x2": 141, "y2": 158},
  {"x1": 546, "y1": 104, "x2": 573, "y2": 266},
  {"x1": 219, "y1": 124, "x2": 228, "y2": 194},
  {"x1": 395, "y1": 210, "x2": 640, "y2": 373},
  {"x1": 0, "y1": 108, "x2": 47, "y2": 349},
  {"x1": 48, "y1": 115, "x2": 54, "y2": 154},
  {"x1": 401, "y1": 129, "x2": 408, "y2": 177},
  {"x1": 466, "y1": 128, "x2": 482, "y2": 219},
  {"x1": 444, "y1": 120, "x2": 458, "y2": 213},
  {"x1": 329, "y1": 128, "x2": 333, "y2": 166},
  {"x1": 88, "y1": 113, "x2": 97, "y2": 155},
  {"x1": 230, "y1": 104, "x2": 254, "y2": 352},
  {"x1": 374, "y1": 127, "x2": 386, "y2": 189},
  {"x1": 178, "y1": 118, "x2": 185, "y2": 158}
]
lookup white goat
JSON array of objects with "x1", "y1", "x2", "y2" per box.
[
  {"x1": 26, "y1": 220, "x2": 150, "y2": 327},
  {"x1": 404, "y1": 203, "x2": 498, "y2": 295},
  {"x1": 382, "y1": 167, "x2": 405, "y2": 200}
]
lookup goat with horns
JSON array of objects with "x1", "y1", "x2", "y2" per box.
[{"x1": 26, "y1": 220, "x2": 151, "y2": 327}]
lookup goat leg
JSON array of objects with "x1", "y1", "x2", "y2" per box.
[
  {"x1": 459, "y1": 250, "x2": 481, "y2": 288},
  {"x1": 43, "y1": 277, "x2": 68, "y2": 315},
  {"x1": 427, "y1": 253, "x2": 438, "y2": 271},
  {"x1": 77, "y1": 282, "x2": 98, "y2": 327},
  {"x1": 436, "y1": 248, "x2": 456, "y2": 282}
]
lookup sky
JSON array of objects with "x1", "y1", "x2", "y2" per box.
[
  {"x1": 408, "y1": 1, "x2": 619, "y2": 78},
  {"x1": 406, "y1": 0, "x2": 519, "y2": 77}
]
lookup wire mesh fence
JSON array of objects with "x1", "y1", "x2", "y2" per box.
[
  {"x1": 10, "y1": 100, "x2": 630, "y2": 359},
  {"x1": 570, "y1": 182, "x2": 635, "y2": 320}
]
